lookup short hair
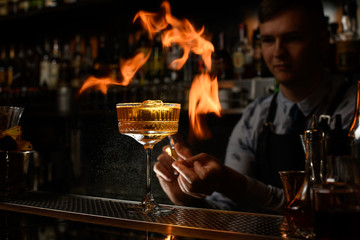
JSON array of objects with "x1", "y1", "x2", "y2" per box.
[{"x1": 258, "y1": 0, "x2": 327, "y2": 30}]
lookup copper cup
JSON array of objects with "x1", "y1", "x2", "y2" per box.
[
  {"x1": 278, "y1": 171, "x2": 305, "y2": 236},
  {"x1": 279, "y1": 171, "x2": 305, "y2": 203}
]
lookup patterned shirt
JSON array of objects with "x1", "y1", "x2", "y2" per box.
[{"x1": 206, "y1": 75, "x2": 357, "y2": 214}]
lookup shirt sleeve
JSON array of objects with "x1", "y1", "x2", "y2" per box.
[
  {"x1": 225, "y1": 98, "x2": 264, "y2": 177},
  {"x1": 205, "y1": 96, "x2": 286, "y2": 214},
  {"x1": 205, "y1": 176, "x2": 285, "y2": 214}
]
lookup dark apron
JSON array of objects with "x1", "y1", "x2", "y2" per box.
[{"x1": 254, "y1": 83, "x2": 350, "y2": 188}]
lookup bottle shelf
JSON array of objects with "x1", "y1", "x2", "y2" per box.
[{"x1": 0, "y1": 0, "x2": 112, "y2": 23}]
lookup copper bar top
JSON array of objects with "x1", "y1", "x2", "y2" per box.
[{"x1": 0, "y1": 191, "x2": 298, "y2": 240}]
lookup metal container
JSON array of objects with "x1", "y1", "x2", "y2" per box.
[{"x1": 0, "y1": 150, "x2": 34, "y2": 197}]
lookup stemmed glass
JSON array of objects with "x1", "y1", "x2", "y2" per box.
[{"x1": 116, "y1": 100, "x2": 181, "y2": 215}]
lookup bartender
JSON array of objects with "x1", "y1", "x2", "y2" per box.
[{"x1": 154, "y1": 0, "x2": 356, "y2": 214}]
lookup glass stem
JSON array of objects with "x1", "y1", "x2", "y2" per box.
[{"x1": 144, "y1": 147, "x2": 154, "y2": 204}]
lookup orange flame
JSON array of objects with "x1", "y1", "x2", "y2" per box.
[
  {"x1": 79, "y1": 76, "x2": 114, "y2": 95},
  {"x1": 164, "y1": 146, "x2": 172, "y2": 156},
  {"x1": 164, "y1": 235, "x2": 173, "y2": 240},
  {"x1": 79, "y1": 51, "x2": 151, "y2": 94},
  {"x1": 79, "y1": 1, "x2": 221, "y2": 139},
  {"x1": 120, "y1": 51, "x2": 151, "y2": 85},
  {"x1": 133, "y1": 5, "x2": 168, "y2": 39},
  {"x1": 160, "y1": 1, "x2": 214, "y2": 71},
  {"x1": 133, "y1": 1, "x2": 214, "y2": 71},
  {"x1": 133, "y1": 1, "x2": 220, "y2": 139},
  {"x1": 189, "y1": 73, "x2": 221, "y2": 139}
]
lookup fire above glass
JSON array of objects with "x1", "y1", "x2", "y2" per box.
[{"x1": 116, "y1": 100, "x2": 181, "y2": 215}]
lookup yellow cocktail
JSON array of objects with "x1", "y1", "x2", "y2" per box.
[
  {"x1": 116, "y1": 100, "x2": 181, "y2": 214},
  {"x1": 117, "y1": 100, "x2": 180, "y2": 148}
]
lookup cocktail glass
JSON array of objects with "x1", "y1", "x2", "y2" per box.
[{"x1": 116, "y1": 100, "x2": 181, "y2": 215}]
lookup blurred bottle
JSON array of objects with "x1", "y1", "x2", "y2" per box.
[
  {"x1": 164, "y1": 43, "x2": 182, "y2": 102},
  {"x1": 0, "y1": 0, "x2": 8, "y2": 16},
  {"x1": 71, "y1": 34, "x2": 83, "y2": 88},
  {"x1": 6, "y1": 45, "x2": 15, "y2": 87},
  {"x1": 147, "y1": 34, "x2": 165, "y2": 100},
  {"x1": 14, "y1": 44, "x2": 26, "y2": 89},
  {"x1": 48, "y1": 38, "x2": 60, "y2": 90},
  {"x1": 232, "y1": 23, "x2": 253, "y2": 80},
  {"x1": 80, "y1": 37, "x2": 94, "y2": 83},
  {"x1": 63, "y1": 0, "x2": 76, "y2": 3},
  {"x1": 134, "y1": 30, "x2": 151, "y2": 87},
  {"x1": 39, "y1": 39, "x2": 50, "y2": 89},
  {"x1": 58, "y1": 42, "x2": 72, "y2": 115},
  {"x1": 110, "y1": 36, "x2": 121, "y2": 80},
  {"x1": 340, "y1": 0, "x2": 358, "y2": 39},
  {"x1": 18, "y1": 0, "x2": 29, "y2": 13},
  {"x1": 44, "y1": 0, "x2": 56, "y2": 7},
  {"x1": 326, "y1": 21, "x2": 339, "y2": 72},
  {"x1": 336, "y1": 0, "x2": 360, "y2": 72},
  {"x1": 213, "y1": 32, "x2": 233, "y2": 81},
  {"x1": 148, "y1": 33, "x2": 165, "y2": 81},
  {"x1": 93, "y1": 34, "x2": 111, "y2": 78},
  {"x1": 7, "y1": 0, "x2": 18, "y2": 15},
  {"x1": 34, "y1": 44, "x2": 43, "y2": 85},
  {"x1": 165, "y1": 43, "x2": 181, "y2": 79},
  {"x1": 25, "y1": 44, "x2": 42, "y2": 88},
  {"x1": 0, "y1": 46, "x2": 7, "y2": 87},
  {"x1": 127, "y1": 33, "x2": 135, "y2": 58},
  {"x1": 29, "y1": 0, "x2": 43, "y2": 11},
  {"x1": 59, "y1": 41, "x2": 71, "y2": 85}
]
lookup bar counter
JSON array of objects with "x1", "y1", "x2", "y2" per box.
[{"x1": 0, "y1": 191, "x2": 301, "y2": 240}]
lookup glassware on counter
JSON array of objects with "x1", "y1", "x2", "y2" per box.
[
  {"x1": 0, "y1": 106, "x2": 24, "y2": 131},
  {"x1": 116, "y1": 100, "x2": 180, "y2": 215},
  {"x1": 279, "y1": 170, "x2": 305, "y2": 236},
  {"x1": 312, "y1": 81, "x2": 360, "y2": 240}
]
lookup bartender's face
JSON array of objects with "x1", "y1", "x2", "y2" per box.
[{"x1": 260, "y1": 8, "x2": 326, "y2": 87}]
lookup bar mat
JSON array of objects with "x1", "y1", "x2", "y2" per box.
[{"x1": 0, "y1": 192, "x2": 289, "y2": 240}]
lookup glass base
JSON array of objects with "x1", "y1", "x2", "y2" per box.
[
  {"x1": 128, "y1": 201, "x2": 174, "y2": 215},
  {"x1": 127, "y1": 192, "x2": 174, "y2": 215}
]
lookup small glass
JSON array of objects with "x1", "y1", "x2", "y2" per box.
[
  {"x1": 0, "y1": 106, "x2": 24, "y2": 131},
  {"x1": 116, "y1": 100, "x2": 180, "y2": 215},
  {"x1": 279, "y1": 171, "x2": 305, "y2": 236},
  {"x1": 279, "y1": 171, "x2": 305, "y2": 203}
]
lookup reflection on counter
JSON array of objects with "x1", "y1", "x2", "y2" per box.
[{"x1": 0, "y1": 210, "x2": 184, "y2": 240}]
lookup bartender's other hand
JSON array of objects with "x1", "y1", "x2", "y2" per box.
[
  {"x1": 172, "y1": 153, "x2": 223, "y2": 199},
  {"x1": 154, "y1": 141, "x2": 194, "y2": 206},
  {"x1": 154, "y1": 136, "x2": 192, "y2": 182}
]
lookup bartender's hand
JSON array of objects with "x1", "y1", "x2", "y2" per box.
[
  {"x1": 154, "y1": 137, "x2": 195, "y2": 206},
  {"x1": 154, "y1": 137, "x2": 224, "y2": 205},
  {"x1": 173, "y1": 153, "x2": 223, "y2": 199}
]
